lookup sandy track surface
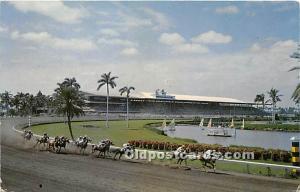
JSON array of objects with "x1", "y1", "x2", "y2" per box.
[{"x1": 1, "y1": 117, "x2": 299, "y2": 192}]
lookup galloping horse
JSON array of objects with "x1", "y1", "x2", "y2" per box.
[
  {"x1": 47, "y1": 136, "x2": 59, "y2": 151},
  {"x1": 55, "y1": 136, "x2": 70, "y2": 153},
  {"x1": 35, "y1": 133, "x2": 49, "y2": 149},
  {"x1": 197, "y1": 150, "x2": 222, "y2": 172},
  {"x1": 168, "y1": 145, "x2": 189, "y2": 165},
  {"x1": 91, "y1": 139, "x2": 112, "y2": 158},
  {"x1": 23, "y1": 130, "x2": 33, "y2": 141},
  {"x1": 75, "y1": 137, "x2": 92, "y2": 155},
  {"x1": 111, "y1": 143, "x2": 135, "y2": 160}
]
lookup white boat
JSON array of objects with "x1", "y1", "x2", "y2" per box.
[
  {"x1": 199, "y1": 118, "x2": 205, "y2": 130},
  {"x1": 207, "y1": 118, "x2": 233, "y2": 137},
  {"x1": 162, "y1": 119, "x2": 167, "y2": 131},
  {"x1": 168, "y1": 119, "x2": 176, "y2": 131},
  {"x1": 229, "y1": 118, "x2": 234, "y2": 128},
  {"x1": 207, "y1": 118, "x2": 212, "y2": 128},
  {"x1": 241, "y1": 118, "x2": 245, "y2": 129},
  {"x1": 199, "y1": 118, "x2": 204, "y2": 127}
]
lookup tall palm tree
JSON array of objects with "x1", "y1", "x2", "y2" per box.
[
  {"x1": 97, "y1": 72, "x2": 118, "y2": 128},
  {"x1": 254, "y1": 93, "x2": 265, "y2": 109},
  {"x1": 267, "y1": 88, "x2": 282, "y2": 124},
  {"x1": 54, "y1": 78, "x2": 84, "y2": 140},
  {"x1": 119, "y1": 86, "x2": 135, "y2": 128}
]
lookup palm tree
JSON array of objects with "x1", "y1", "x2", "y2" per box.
[
  {"x1": 97, "y1": 72, "x2": 118, "y2": 128},
  {"x1": 119, "y1": 86, "x2": 135, "y2": 128},
  {"x1": 60, "y1": 77, "x2": 81, "y2": 90},
  {"x1": 54, "y1": 78, "x2": 85, "y2": 140},
  {"x1": 267, "y1": 88, "x2": 282, "y2": 124},
  {"x1": 254, "y1": 94, "x2": 265, "y2": 109}
]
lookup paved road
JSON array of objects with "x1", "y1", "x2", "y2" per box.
[{"x1": 1, "y1": 117, "x2": 299, "y2": 192}]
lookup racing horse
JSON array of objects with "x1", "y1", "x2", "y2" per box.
[
  {"x1": 23, "y1": 130, "x2": 33, "y2": 141},
  {"x1": 91, "y1": 139, "x2": 112, "y2": 158},
  {"x1": 47, "y1": 136, "x2": 59, "y2": 151},
  {"x1": 168, "y1": 145, "x2": 189, "y2": 166},
  {"x1": 75, "y1": 137, "x2": 92, "y2": 155},
  {"x1": 35, "y1": 133, "x2": 49, "y2": 149},
  {"x1": 197, "y1": 150, "x2": 222, "y2": 172},
  {"x1": 110, "y1": 143, "x2": 135, "y2": 160},
  {"x1": 55, "y1": 136, "x2": 70, "y2": 153}
]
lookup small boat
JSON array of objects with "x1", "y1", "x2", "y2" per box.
[
  {"x1": 207, "y1": 118, "x2": 212, "y2": 128},
  {"x1": 162, "y1": 119, "x2": 167, "y2": 131},
  {"x1": 199, "y1": 118, "x2": 205, "y2": 130},
  {"x1": 168, "y1": 119, "x2": 176, "y2": 131},
  {"x1": 241, "y1": 119, "x2": 245, "y2": 129},
  {"x1": 207, "y1": 118, "x2": 233, "y2": 137},
  {"x1": 229, "y1": 118, "x2": 234, "y2": 128}
]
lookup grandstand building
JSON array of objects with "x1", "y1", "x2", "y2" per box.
[{"x1": 82, "y1": 90, "x2": 264, "y2": 117}]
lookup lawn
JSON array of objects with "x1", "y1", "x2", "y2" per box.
[{"x1": 30, "y1": 119, "x2": 195, "y2": 146}]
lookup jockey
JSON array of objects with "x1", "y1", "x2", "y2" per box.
[
  {"x1": 203, "y1": 150, "x2": 217, "y2": 160},
  {"x1": 79, "y1": 136, "x2": 87, "y2": 145},
  {"x1": 76, "y1": 136, "x2": 82, "y2": 144},
  {"x1": 42, "y1": 133, "x2": 49, "y2": 142},
  {"x1": 122, "y1": 143, "x2": 130, "y2": 148},
  {"x1": 174, "y1": 145, "x2": 186, "y2": 157}
]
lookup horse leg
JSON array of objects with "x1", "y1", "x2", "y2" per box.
[{"x1": 113, "y1": 152, "x2": 118, "y2": 160}]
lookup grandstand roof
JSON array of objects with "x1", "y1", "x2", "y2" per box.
[
  {"x1": 132, "y1": 92, "x2": 247, "y2": 104},
  {"x1": 83, "y1": 91, "x2": 247, "y2": 104}
]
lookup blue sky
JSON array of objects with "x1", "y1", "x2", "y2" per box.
[{"x1": 0, "y1": 1, "x2": 299, "y2": 107}]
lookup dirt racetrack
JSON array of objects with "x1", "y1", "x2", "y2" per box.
[{"x1": 1, "y1": 117, "x2": 299, "y2": 192}]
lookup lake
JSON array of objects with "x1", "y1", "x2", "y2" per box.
[{"x1": 165, "y1": 125, "x2": 300, "y2": 151}]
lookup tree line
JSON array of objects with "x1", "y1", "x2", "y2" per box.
[{"x1": 1, "y1": 72, "x2": 134, "y2": 140}]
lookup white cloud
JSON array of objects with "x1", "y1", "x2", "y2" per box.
[
  {"x1": 99, "y1": 28, "x2": 120, "y2": 37},
  {"x1": 159, "y1": 32, "x2": 209, "y2": 54},
  {"x1": 191, "y1": 30, "x2": 232, "y2": 44},
  {"x1": 114, "y1": 11, "x2": 153, "y2": 29},
  {"x1": 97, "y1": 37, "x2": 137, "y2": 47},
  {"x1": 0, "y1": 25, "x2": 8, "y2": 33},
  {"x1": 120, "y1": 47, "x2": 139, "y2": 56},
  {"x1": 11, "y1": 31, "x2": 96, "y2": 51},
  {"x1": 215, "y1": 5, "x2": 239, "y2": 14},
  {"x1": 142, "y1": 7, "x2": 171, "y2": 31},
  {"x1": 97, "y1": 7, "x2": 171, "y2": 31},
  {"x1": 8, "y1": 1, "x2": 88, "y2": 24},
  {"x1": 249, "y1": 43, "x2": 262, "y2": 52},
  {"x1": 174, "y1": 43, "x2": 209, "y2": 54},
  {"x1": 159, "y1": 33, "x2": 185, "y2": 46}
]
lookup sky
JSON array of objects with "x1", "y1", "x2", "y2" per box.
[{"x1": 0, "y1": 1, "x2": 299, "y2": 107}]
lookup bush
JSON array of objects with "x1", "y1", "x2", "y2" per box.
[{"x1": 128, "y1": 140, "x2": 290, "y2": 163}]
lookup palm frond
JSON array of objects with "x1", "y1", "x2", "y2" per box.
[
  {"x1": 288, "y1": 66, "x2": 300, "y2": 72},
  {"x1": 97, "y1": 82, "x2": 106, "y2": 90}
]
